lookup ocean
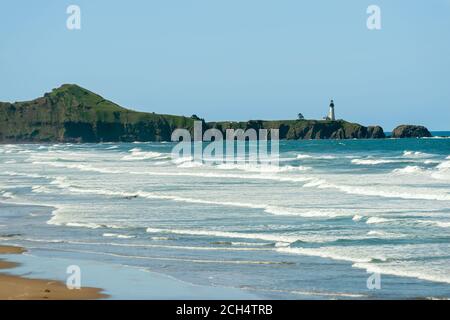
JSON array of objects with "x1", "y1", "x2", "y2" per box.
[{"x1": 1, "y1": 135, "x2": 450, "y2": 299}]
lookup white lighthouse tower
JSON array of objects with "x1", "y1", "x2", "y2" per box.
[{"x1": 327, "y1": 99, "x2": 336, "y2": 121}]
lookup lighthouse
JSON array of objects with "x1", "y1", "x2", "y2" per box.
[{"x1": 327, "y1": 99, "x2": 336, "y2": 121}]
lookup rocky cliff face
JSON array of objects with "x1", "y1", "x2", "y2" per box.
[
  {"x1": 391, "y1": 125, "x2": 432, "y2": 138},
  {"x1": 0, "y1": 84, "x2": 386, "y2": 142},
  {"x1": 208, "y1": 120, "x2": 385, "y2": 140}
]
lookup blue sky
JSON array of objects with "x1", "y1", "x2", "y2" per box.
[{"x1": 1, "y1": 1, "x2": 449, "y2": 130}]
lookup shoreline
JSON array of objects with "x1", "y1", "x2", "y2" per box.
[
  {"x1": 0, "y1": 245, "x2": 108, "y2": 300},
  {"x1": 1, "y1": 198, "x2": 450, "y2": 299},
  {"x1": 8, "y1": 242, "x2": 450, "y2": 300},
  {"x1": 2, "y1": 245, "x2": 261, "y2": 300}
]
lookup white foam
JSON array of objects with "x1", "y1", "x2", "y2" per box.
[
  {"x1": 215, "y1": 163, "x2": 311, "y2": 173},
  {"x1": 130, "y1": 169, "x2": 314, "y2": 184},
  {"x1": 146, "y1": 227, "x2": 302, "y2": 244},
  {"x1": 66, "y1": 247, "x2": 281, "y2": 264},
  {"x1": 296, "y1": 154, "x2": 336, "y2": 160},
  {"x1": 3, "y1": 171, "x2": 46, "y2": 179},
  {"x1": 172, "y1": 156, "x2": 194, "y2": 165},
  {"x1": 51, "y1": 184, "x2": 354, "y2": 220},
  {"x1": 296, "y1": 154, "x2": 313, "y2": 159},
  {"x1": 31, "y1": 161, "x2": 120, "y2": 174},
  {"x1": 419, "y1": 220, "x2": 450, "y2": 228},
  {"x1": 122, "y1": 148, "x2": 164, "y2": 161},
  {"x1": 22, "y1": 239, "x2": 270, "y2": 254},
  {"x1": 431, "y1": 160, "x2": 450, "y2": 181},
  {"x1": 392, "y1": 166, "x2": 426, "y2": 174},
  {"x1": 16, "y1": 156, "x2": 450, "y2": 202},
  {"x1": 66, "y1": 222, "x2": 104, "y2": 229},
  {"x1": 31, "y1": 185, "x2": 52, "y2": 194},
  {"x1": 50, "y1": 176, "x2": 72, "y2": 189},
  {"x1": 353, "y1": 262, "x2": 450, "y2": 285},
  {"x1": 403, "y1": 150, "x2": 433, "y2": 158},
  {"x1": 277, "y1": 247, "x2": 372, "y2": 264},
  {"x1": 27, "y1": 158, "x2": 317, "y2": 184},
  {"x1": 7, "y1": 143, "x2": 450, "y2": 289},
  {"x1": 367, "y1": 230, "x2": 386, "y2": 236},
  {"x1": 351, "y1": 158, "x2": 398, "y2": 165},
  {"x1": 365, "y1": 230, "x2": 404, "y2": 238},
  {"x1": 177, "y1": 161, "x2": 204, "y2": 168},
  {"x1": 302, "y1": 179, "x2": 330, "y2": 188},
  {"x1": 47, "y1": 211, "x2": 123, "y2": 229},
  {"x1": 437, "y1": 160, "x2": 450, "y2": 169},
  {"x1": 0, "y1": 191, "x2": 14, "y2": 199},
  {"x1": 230, "y1": 242, "x2": 275, "y2": 247},
  {"x1": 238, "y1": 286, "x2": 367, "y2": 298},
  {"x1": 278, "y1": 289, "x2": 366, "y2": 298},
  {"x1": 366, "y1": 217, "x2": 392, "y2": 224},
  {"x1": 277, "y1": 246, "x2": 450, "y2": 285},
  {"x1": 264, "y1": 206, "x2": 352, "y2": 218},
  {"x1": 305, "y1": 178, "x2": 450, "y2": 201},
  {"x1": 151, "y1": 236, "x2": 175, "y2": 241},
  {"x1": 103, "y1": 233, "x2": 136, "y2": 239}
]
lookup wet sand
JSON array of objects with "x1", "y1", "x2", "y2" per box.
[{"x1": 0, "y1": 245, "x2": 108, "y2": 300}]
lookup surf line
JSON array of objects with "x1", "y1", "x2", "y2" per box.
[{"x1": 171, "y1": 121, "x2": 280, "y2": 166}]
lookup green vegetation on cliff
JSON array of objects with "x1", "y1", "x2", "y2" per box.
[
  {"x1": 0, "y1": 84, "x2": 385, "y2": 142},
  {"x1": 0, "y1": 84, "x2": 196, "y2": 142}
]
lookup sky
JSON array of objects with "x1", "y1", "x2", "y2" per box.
[{"x1": 1, "y1": 0, "x2": 449, "y2": 130}]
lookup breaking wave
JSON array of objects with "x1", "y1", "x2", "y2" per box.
[
  {"x1": 31, "y1": 161, "x2": 120, "y2": 173},
  {"x1": 366, "y1": 217, "x2": 394, "y2": 224},
  {"x1": 103, "y1": 233, "x2": 136, "y2": 239},
  {"x1": 297, "y1": 153, "x2": 336, "y2": 160},
  {"x1": 146, "y1": 227, "x2": 304, "y2": 244},
  {"x1": 122, "y1": 148, "x2": 166, "y2": 161},
  {"x1": 403, "y1": 151, "x2": 433, "y2": 158},
  {"x1": 277, "y1": 247, "x2": 450, "y2": 284},
  {"x1": 351, "y1": 158, "x2": 399, "y2": 165},
  {"x1": 215, "y1": 163, "x2": 311, "y2": 173},
  {"x1": 392, "y1": 166, "x2": 426, "y2": 174}
]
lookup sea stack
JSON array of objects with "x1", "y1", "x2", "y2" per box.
[{"x1": 391, "y1": 125, "x2": 432, "y2": 138}]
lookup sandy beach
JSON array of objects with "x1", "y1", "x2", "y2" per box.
[{"x1": 0, "y1": 245, "x2": 107, "y2": 300}]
